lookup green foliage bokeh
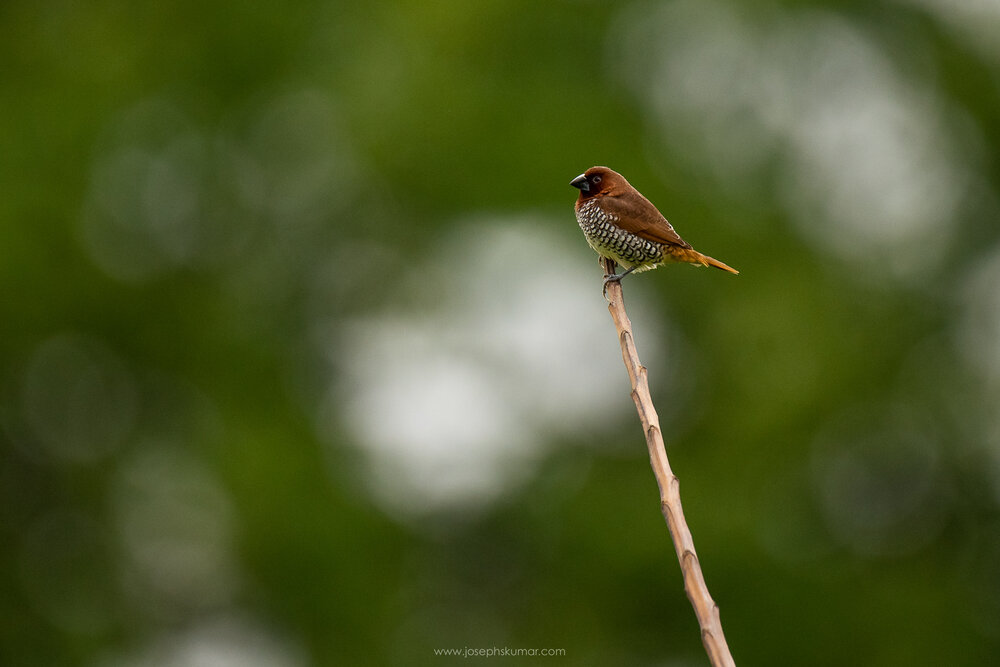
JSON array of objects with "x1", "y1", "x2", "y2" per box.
[{"x1": 3, "y1": 2, "x2": 1000, "y2": 666}]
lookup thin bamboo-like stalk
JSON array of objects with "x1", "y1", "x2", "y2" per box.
[{"x1": 601, "y1": 257, "x2": 735, "y2": 667}]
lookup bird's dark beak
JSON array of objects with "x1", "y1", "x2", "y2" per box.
[{"x1": 570, "y1": 174, "x2": 589, "y2": 192}]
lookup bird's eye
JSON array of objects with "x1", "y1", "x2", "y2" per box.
[{"x1": 591, "y1": 175, "x2": 602, "y2": 184}]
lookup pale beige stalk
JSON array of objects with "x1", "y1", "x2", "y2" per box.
[{"x1": 601, "y1": 257, "x2": 735, "y2": 667}]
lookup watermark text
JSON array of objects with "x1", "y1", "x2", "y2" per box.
[{"x1": 433, "y1": 646, "x2": 565, "y2": 658}]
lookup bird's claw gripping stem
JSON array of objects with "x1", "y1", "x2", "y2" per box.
[
  {"x1": 602, "y1": 272, "x2": 623, "y2": 299},
  {"x1": 602, "y1": 265, "x2": 637, "y2": 299}
]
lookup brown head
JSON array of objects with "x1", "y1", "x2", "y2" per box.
[{"x1": 569, "y1": 166, "x2": 632, "y2": 206}]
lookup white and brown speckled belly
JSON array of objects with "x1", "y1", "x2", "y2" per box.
[{"x1": 575, "y1": 198, "x2": 665, "y2": 272}]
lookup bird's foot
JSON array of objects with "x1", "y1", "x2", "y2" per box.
[{"x1": 602, "y1": 273, "x2": 623, "y2": 299}]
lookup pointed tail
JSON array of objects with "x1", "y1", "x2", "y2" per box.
[
  {"x1": 674, "y1": 248, "x2": 739, "y2": 274},
  {"x1": 700, "y1": 253, "x2": 739, "y2": 274}
]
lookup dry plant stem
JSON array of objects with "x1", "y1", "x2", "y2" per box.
[{"x1": 601, "y1": 257, "x2": 735, "y2": 667}]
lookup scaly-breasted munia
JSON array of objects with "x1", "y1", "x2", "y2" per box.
[{"x1": 571, "y1": 166, "x2": 738, "y2": 287}]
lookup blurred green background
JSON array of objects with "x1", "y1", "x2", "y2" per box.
[{"x1": 4, "y1": 0, "x2": 1000, "y2": 665}]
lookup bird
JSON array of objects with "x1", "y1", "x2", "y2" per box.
[{"x1": 570, "y1": 166, "x2": 738, "y2": 289}]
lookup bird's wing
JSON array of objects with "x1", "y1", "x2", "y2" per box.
[{"x1": 599, "y1": 193, "x2": 692, "y2": 248}]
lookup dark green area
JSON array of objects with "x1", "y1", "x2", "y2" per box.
[{"x1": 3, "y1": 1, "x2": 1000, "y2": 665}]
